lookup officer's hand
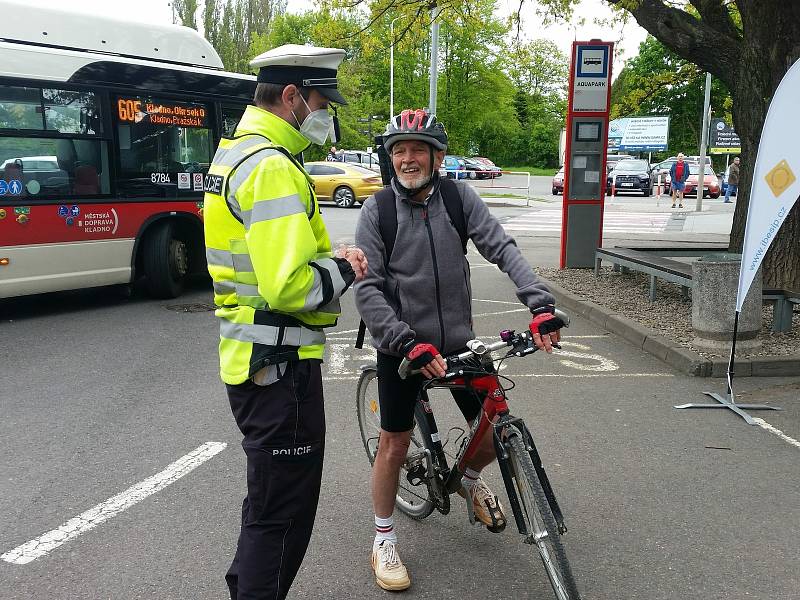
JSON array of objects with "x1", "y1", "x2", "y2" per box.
[{"x1": 335, "y1": 245, "x2": 368, "y2": 281}]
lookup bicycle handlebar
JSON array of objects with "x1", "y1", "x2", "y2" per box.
[{"x1": 397, "y1": 308, "x2": 570, "y2": 380}]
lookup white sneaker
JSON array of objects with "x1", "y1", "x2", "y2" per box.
[{"x1": 371, "y1": 540, "x2": 411, "y2": 591}]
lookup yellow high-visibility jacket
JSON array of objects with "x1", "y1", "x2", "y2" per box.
[{"x1": 203, "y1": 105, "x2": 354, "y2": 385}]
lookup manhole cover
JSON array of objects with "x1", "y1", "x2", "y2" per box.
[{"x1": 165, "y1": 303, "x2": 217, "y2": 313}]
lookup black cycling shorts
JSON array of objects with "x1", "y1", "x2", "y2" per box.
[{"x1": 376, "y1": 351, "x2": 485, "y2": 432}]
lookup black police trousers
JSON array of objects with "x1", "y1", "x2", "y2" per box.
[{"x1": 225, "y1": 359, "x2": 325, "y2": 600}]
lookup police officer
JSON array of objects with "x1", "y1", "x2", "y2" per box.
[{"x1": 203, "y1": 44, "x2": 367, "y2": 600}]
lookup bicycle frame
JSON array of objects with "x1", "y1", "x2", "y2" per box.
[{"x1": 414, "y1": 370, "x2": 568, "y2": 534}]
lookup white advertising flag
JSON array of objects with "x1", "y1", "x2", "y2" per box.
[{"x1": 736, "y1": 58, "x2": 800, "y2": 311}]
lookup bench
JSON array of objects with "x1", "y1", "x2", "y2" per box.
[
  {"x1": 594, "y1": 247, "x2": 693, "y2": 301},
  {"x1": 763, "y1": 288, "x2": 800, "y2": 333},
  {"x1": 594, "y1": 247, "x2": 799, "y2": 332}
]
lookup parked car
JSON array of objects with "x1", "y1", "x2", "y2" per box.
[
  {"x1": 687, "y1": 155, "x2": 713, "y2": 167},
  {"x1": 605, "y1": 154, "x2": 634, "y2": 174},
  {"x1": 552, "y1": 166, "x2": 564, "y2": 195},
  {"x1": 338, "y1": 149, "x2": 380, "y2": 172},
  {"x1": 610, "y1": 159, "x2": 654, "y2": 196},
  {"x1": 683, "y1": 163, "x2": 720, "y2": 198},
  {"x1": 305, "y1": 161, "x2": 383, "y2": 208},
  {"x1": 469, "y1": 156, "x2": 502, "y2": 178},
  {"x1": 650, "y1": 158, "x2": 677, "y2": 193},
  {"x1": 1, "y1": 155, "x2": 60, "y2": 172},
  {"x1": 442, "y1": 155, "x2": 468, "y2": 179}
]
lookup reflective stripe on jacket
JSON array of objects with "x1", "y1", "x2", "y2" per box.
[{"x1": 204, "y1": 105, "x2": 353, "y2": 384}]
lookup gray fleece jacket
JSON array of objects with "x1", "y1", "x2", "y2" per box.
[{"x1": 354, "y1": 177, "x2": 554, "y2": 357}]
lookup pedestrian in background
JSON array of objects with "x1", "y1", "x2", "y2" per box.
[
  {"x1": 203, "y1": 44, "x2": 367, "y2": 600},
  {"x1": 670, "y1": 152, "x2": 690, "y2": 209},
  {"x1": 724, "y1": 156, "x2": 740, "y2": 203},
  {"x1": 326, "y1": 145, "x2": 340, "y2": 161}
]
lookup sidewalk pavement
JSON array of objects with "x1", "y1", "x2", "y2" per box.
[{"x1": 488, "y1": 196, "x2": 799, "y2": 377}]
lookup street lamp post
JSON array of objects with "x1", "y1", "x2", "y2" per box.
[
  {"x1": 428, "y1": 6, "x2": 440, "y2": 115},
  {"x1": 390, "y1": 17, "x2": 399, "y2": 118}
]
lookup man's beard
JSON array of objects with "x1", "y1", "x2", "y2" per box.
[{"x1": 396, "y1": 167, "x2": 432, "y2": 191}]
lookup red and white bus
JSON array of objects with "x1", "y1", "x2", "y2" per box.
[{"x1": 0, "y1": 2, "x2": 256, "y2": 299}]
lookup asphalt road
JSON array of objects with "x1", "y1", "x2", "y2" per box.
[{"x1": 1, "y1": 205, "x2": 798, "y2": 600}]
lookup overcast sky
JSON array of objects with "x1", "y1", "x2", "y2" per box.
[{"x1": 25, "y1": 0, "x2": 648, "y2": 74}]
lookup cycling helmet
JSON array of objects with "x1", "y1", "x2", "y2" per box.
[{"x1": 383, "y1": 109, "x2": 448, "y2": 152}]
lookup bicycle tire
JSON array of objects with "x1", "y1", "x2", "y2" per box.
[
  {"x1": 355, "y1": 368, "x2": 435, "y2": 519},
  {"x1": 507, "y1": 432, "x2": 581, "y2": 600}
]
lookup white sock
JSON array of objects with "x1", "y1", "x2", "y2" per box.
[
  {"x1": 374, "y1": 515, "x2": 397, "y2": 550},
  {"x1": 461, "y1": 467, "x2": 481, "y2": 492}
]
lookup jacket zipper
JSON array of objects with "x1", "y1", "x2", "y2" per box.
[{"x1": 422, "y1": 206, "x2": 447, "y2": 351}]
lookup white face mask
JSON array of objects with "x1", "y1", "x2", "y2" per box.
[{"x1": 293, "y1": 94, "x2": 335, "y2": 146}]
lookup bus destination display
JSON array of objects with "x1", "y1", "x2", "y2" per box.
[{"x1": 117, "y1": 98, "x2": 208, "y2": 128}]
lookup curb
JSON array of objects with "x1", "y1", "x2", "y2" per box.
[{"x1": 538, "y1": 277, "x2": 800, "y2": 378}]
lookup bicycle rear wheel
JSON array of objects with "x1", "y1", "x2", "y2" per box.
[
  {"x1": 356, "y1": 367, "x2": 435, "y2": 519},
  {"x1": 506, "y1": 431, "x2": 581, "y2": 600}
]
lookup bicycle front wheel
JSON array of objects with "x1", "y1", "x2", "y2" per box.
[
  {"x1": 507, "y1": 432, "x2": 581, "y2": 600},
  {"x1": 355, "y1": 367, "x2": 435, "y2": 519}
]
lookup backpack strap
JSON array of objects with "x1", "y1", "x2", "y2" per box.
[
  {"x1": 439, "y1": 177, "x2": 468, "y2": 255},
  {"x1": 356, "y1": 186, "x2": 395, "y2": 349},
  {"x1": 375, "y1": 186, "x2": 398, "y2": 260}
]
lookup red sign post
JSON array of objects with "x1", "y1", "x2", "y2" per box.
[{"x1": 560, "y1": 41, "x2": 614, "y2": 268}]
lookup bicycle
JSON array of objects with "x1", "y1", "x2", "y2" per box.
[{"x1": 356, "y1": 312, "x2": 580, "y2": 600}]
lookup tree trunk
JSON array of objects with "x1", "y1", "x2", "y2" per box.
[{"x1": 728, "y1": 3, "x2": 800, "y2": 289}]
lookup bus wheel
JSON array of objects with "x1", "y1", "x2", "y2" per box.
[{"x1": 143, "y1": 221, "x2": 188, "y2": 298}]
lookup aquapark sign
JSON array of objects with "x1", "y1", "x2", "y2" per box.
[
  {"x1": 736, "y1": 59, "x2": 800, "y2": 311},
  {"x1": 571, "y1": 45, "x2": 610, "y2": 112}
]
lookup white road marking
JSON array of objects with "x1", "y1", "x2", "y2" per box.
[
  {"x1": 753, "y1": 418, "x2": 800, "y2": 450},
  {"x1": 473, "y1": 298, "x2": 519, "y2": 305},
  {"x1": 1, "y1": 441, "x2": 227, "y2": 565},
  {"x1": 557, "y1": 342, "x2": 619, "y2": 371},
  {"x1": 502, "y1": 209, "x2": 671, "y2": 234},
  {"x1": 328, "y1": 343, "x2": 350, "y2": 374},
  {"x1": 325, "y1": 373, "x2": 674, "y2": 381}
]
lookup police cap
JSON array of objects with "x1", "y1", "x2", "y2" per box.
[{"x1": 250, "y1": 44, "x2": 348, "y2": 105}]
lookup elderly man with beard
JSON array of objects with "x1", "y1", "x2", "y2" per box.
[{"x1": 354, "y1": 109, "x2": 562, "y2": 592}]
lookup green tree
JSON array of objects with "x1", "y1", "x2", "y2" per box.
[
  {"x1": 174, "y1": 0, "x2": 287, "y2": 72},
  {"x1": 611, "y1": 35, "x2": 732, "y2": 168},
  {"x1": 355, "y1": 0, "x2": 800, "y2": 288},
  {"x1": 505, "y1": 39, "x2": 568, "y2": 167}
]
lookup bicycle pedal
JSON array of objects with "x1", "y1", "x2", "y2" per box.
[{"x1": 405, "y1": 464, "x2": 427, "y2": 486}]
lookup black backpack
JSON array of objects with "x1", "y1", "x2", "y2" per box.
[{"x1": 354, "y1": 177, "x2": 468, "y2": 349}]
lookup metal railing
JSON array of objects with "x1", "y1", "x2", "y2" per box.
[{"x1": 465, "y1": 170, "x2": 532, "y2": 206}]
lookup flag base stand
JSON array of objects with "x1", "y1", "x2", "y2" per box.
[
  {"x1": 675, "y1": 311, "x2": 782, "y2": 425},
  {"x1": 674, "y1": 392, "x2": 781, "y2": 425}
]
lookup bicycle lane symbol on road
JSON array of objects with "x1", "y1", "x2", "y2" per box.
[{"x1": 322, "y1": 333, "x2": 630, "y2": 379}]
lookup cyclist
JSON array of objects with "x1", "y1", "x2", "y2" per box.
[{"x1": 354, "y1": 109, "x2": 564, "y2": 591}]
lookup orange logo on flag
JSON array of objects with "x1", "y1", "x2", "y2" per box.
[{"x1": 765, "y1": 159, "x2": 796, "y2": 197}]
